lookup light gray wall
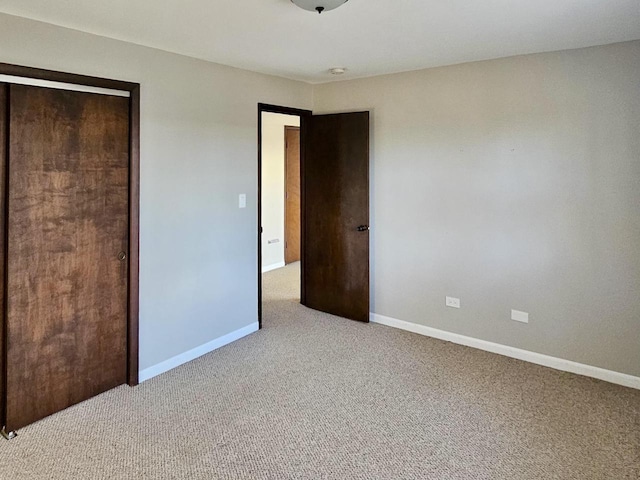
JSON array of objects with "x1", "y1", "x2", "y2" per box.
[
  {"x1": 314, "y1": 41, "x2": 640, "y2": 377},
  {"x1": 0, "y1": 13, "x2": 313, "y2": 371},
  {"x1": 1, "y1": 12, "x2": 638, "y2": 379}
]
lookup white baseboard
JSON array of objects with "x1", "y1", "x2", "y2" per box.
[
  {"x1": 370, "y1": 313, "x2": 640, "y2": 390},
  {"x1": 139, "y1": 322, "x2": 259, "y2": 383},
  {"x1": 262, "y1": 261, "x2": 285, "y2": 273}
]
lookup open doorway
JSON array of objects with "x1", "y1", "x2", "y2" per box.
[
  {"x1": 261, "y1": 114, "x2": 300, "y2": 272},
  {"x1": 258, "y1": 103, "x2": 371, "y2": 329},
  {"x1": 258, "y1": 104, "x2": 311, "y2": 328}
]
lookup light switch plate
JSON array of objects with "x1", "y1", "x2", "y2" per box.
[{"x1": 238, "y1": 194, "x2": 246, "y2": 208}]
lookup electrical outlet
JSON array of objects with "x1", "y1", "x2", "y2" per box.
[
  {"x1": 511, "y1": 309, "x2": 529, "y2": 323},
  {"x1": 238, "y1": 194, "x2": 246, "y2": 208},
  {"x1": 267, "y1": 239, "x2": 280, "y2": 244},
  {"x1": 446, "y1": 296, "x2": 460, "y2": 308}
]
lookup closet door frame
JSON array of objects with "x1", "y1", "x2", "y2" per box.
[{"x1": 0, "y1": 63, "x2": 141, "y2": 397}]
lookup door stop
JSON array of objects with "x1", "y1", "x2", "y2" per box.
[{"x1": 1, "y1": 427, "x2": 17, "y2": 440}]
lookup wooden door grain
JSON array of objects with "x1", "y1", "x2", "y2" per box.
[
  {"x1": 0, "y1": 83, "x2": 6, "y2": 425},
  {"x1": 302, "y1": 112, "x2": 370, "y2": 322},
  {"x1": 285, "y1": 126, "x2": 301, "y2": 264},
  {"x1": 5, "y1": 85, "x2": 130, "y2": 431}
]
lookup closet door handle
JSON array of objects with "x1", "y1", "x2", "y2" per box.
[{"x1": 118, "y1": 251, "x2": 127, "y2": 261}]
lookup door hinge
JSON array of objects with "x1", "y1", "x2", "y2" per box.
[{"x1": 1, "y1": 427, "x2": 17, "y2": 440}]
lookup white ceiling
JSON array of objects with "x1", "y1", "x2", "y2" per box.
[{"x1": 1, "y1": 0, "x2": 639, "y2": 83}]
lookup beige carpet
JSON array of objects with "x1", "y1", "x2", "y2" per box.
[{"x1": 1, "y1": 262, "x2": 638, "y2": 479}]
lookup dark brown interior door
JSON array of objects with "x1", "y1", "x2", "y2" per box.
[
  {"x1": 302, "y1": 112, "x2": 370, "y2": 322},
  {"x1": 0, "y1": 83, "x2": 7, "y2": 424},
  {"x1": 4, "y1": 84, "x2": 130, "y2": 431},
  {"x1": 285, "y1": 126, "x2": 300, "y2": 264}
]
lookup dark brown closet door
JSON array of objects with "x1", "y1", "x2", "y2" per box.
[{"x1": 5, "y1": 85, "x2": 130, "y2": 431}]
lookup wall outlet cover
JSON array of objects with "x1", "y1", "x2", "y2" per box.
[{"x1": 446, "y1": 296, "x2": 461, "y2": 308}]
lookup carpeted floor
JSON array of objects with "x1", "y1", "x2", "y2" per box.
[{"x1": 1, "y1": 261, "x2": 638, "y2": 479}]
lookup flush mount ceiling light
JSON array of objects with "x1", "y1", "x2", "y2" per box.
[{"x1": 291, "y1": 0, "x2": 349, "y2": 14}]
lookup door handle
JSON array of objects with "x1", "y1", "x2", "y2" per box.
[{"x1": 357, "y1": 225, "x2": 370, "y2": 232}]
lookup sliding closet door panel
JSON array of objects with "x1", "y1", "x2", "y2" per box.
[
  {"x1": 5, "y1": 85, "x2": 129, "y2": 430},
  {"x1": 0, "y1": 83, "x2": 6, "y2": 425}
]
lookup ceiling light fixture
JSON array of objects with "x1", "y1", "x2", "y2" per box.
[{"x1": 291, "y1": 0, "x2": 349, "y2": 14}]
